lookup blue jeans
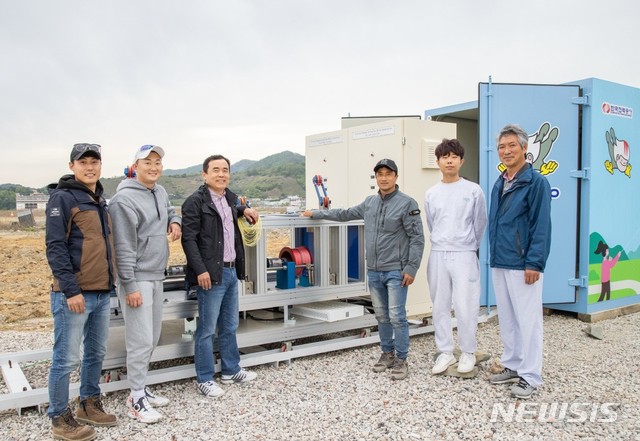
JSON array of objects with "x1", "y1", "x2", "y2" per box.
[
  {"x1": 194, "y1": 268, "x2": 241, "y2": 383},
  {"x1": 48, "y1": 291, "x2": 111, "y2": 418},
  {"x1": 368, "y1": 270, "x2": 409, "y2": 360}
]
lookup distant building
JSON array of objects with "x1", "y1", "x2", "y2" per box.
[
  {"x1": 286, "y1": 196, "x2": 304, "y2": 214},
  {"x1": 16, "y1": 192, "x2": 49, "y2": 210}
]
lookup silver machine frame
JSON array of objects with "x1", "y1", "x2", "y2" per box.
[{"x1": 0, "y1": 215, "x2": 493, "y2": 414}]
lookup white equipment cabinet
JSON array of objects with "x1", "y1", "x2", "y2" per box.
[{"x1": 306, "y1": 117, "x2": 457, "y2": 317}]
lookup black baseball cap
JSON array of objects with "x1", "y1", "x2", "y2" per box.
[
  {"x1": 70, "y1": 143, "x2": 102, "y2": 162},
  {"x1": 374, "y1": 158, "x2": 398, "y2": 173}
]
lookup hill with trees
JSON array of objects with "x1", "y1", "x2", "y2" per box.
[
  {"x1": 0, "y1": 184, "x2": 34, "y2": 210},
  {"x1": 105, "y1": 151, "x2": 305, "y2": 204},
  {"x1": 1, "y1": 151, "x2": 306, "y2": 208}
]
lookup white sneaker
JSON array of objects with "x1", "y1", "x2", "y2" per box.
[
  {"x1": 144, "y1": 386, "x2": 170, "y2": 407},
  {"x1": 220, "y1": 368, "x2": 257, "y2": 384},
  {"x1": 127, "y1": 395, "x2": 162, "y2": 424},
  {"x1": 197, "y1": 380, "x2": 225, "y2": 398},
  {"x1": 457, "y1": 352, "x2": 476, "y2": 374},
  {"x1": 432, "y1": 352, "x2": 456, "y2": 374}
]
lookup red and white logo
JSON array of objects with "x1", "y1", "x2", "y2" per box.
[{"x1": 602, "y1": 102, "x2": 633, "y2": 118}]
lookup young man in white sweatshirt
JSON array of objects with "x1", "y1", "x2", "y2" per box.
[
  {"x1": 109, "y1": 145, "x2": 182, "y2": 423},
  {"x1": 424, "y1": 139, "x2": 487, "y2": 375}
]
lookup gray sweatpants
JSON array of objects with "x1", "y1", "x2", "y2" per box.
[{"x1": 117, "y1": 280, "x2": 164, "y2": 392}]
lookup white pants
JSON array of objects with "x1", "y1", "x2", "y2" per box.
[
  {"x1": 117, "y1": 280, "x2": 164, "y2": 392},
  {"x1": 492, "y1": 268, "x2": 544, "y2": 387},
  {"x1": 427, "y1": 251, "x2": 480, "y2": 354}
]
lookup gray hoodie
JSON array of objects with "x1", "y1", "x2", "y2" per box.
[{"x1": 109, "y1": 179, "x2": 181, "y2": 294}]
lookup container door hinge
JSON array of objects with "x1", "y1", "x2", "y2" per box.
[
  {"x1": 572, "y1": 95, "x2": 590, "y2": 106},
  {"x1": 402, "y1": 136, "x2": 406, "y2": 145},
  {"x1": 568, "y1": 276, "x2": 588, "y2": 288},
  {"x1": 570, "y1": 168, "x2": 590, "y2": 180}
]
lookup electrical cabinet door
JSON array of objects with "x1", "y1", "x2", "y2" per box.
[
  {"x1": 479, "y1": 82, "x2": 581, "y2": 305},
  {"x1": 346, "y1": 119, "x2": 406, "y2": 207},
  {"x1": 306, "y1": 131, "x2": 349, "y2": 209}
]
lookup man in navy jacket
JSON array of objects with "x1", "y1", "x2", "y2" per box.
[
  {"x1": 46, "y1": 143, "x2": 117, "y2": 440},
  {"x1": 487, "y1": 124, "x2": 552, "y2": 399}
]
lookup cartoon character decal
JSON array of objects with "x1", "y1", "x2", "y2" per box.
[
  {"x1": 594, "y1": 240, "x2": 621, "y2": 302},
  {"x1": 497, "y1": 122, "x2": 559, "y2": 176},
  {"x1": 604, "y1": 127, "x2": 632, "y2": 177}
]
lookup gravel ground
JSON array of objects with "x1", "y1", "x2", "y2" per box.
[{"x1": 1, "y1": 311, "x2": 639, "y2": 441}]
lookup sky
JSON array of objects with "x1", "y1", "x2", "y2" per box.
[{"x1": 1, "y1": 0, "x2": 639, "y2": 188}]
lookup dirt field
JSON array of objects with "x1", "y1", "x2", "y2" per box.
[
  {"x1": 0, "y1": 231, "x2": 52, "y2": 330},
  {"x1": 0, "y1": 212, "x2": 290, "y2": 331}
]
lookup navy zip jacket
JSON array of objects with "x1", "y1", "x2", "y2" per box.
[
  {"x1": 45, "y1": 175, "x2": 116, "y2": 297},
  {"x1": 488, "y1": 164, "x2": 552, "y2": 272}
]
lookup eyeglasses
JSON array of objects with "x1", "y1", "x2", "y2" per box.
[{"x1": 73, "y1": 143, "x2": 102, "y2": 153}]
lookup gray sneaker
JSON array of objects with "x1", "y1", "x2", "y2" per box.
[
  {"x1": 372, "y1": 351, "x2": 395, "y2": 373},
  {"x1": 389, "y1": 358, "x2": 408, "y2": 380},
  {"x1": 511, "y1": 377, "x2": 537, "y2": 399},
  {"x1": 489, "y1": 367, "x2": 519, "y2": 384}
]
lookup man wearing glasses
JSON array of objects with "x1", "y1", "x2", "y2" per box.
[{"x1": 46, "y1": 143, "x2": 117, "y2": 440}]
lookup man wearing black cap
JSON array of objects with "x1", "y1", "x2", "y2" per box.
[
  {"x1": 45, "y1": 143, "x2": 117, "y2": 440},
  {"x1": 303, "y1": 158, "x2": 424, "y2": 380}
]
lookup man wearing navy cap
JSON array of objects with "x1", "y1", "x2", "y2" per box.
[
  {"x1": 46, "y1": 143, "x2": 117, "y2": 440},
  {"x1": 303, "y1": 158, "x2": 424, "y2": 380}
]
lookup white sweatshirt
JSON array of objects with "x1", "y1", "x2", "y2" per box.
[{"x1": 424, "y1": 178, "x2": 487, "y2": 251}]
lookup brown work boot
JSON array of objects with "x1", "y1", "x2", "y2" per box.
[
  {"x1": 372, "y1": 351, "x2": 395, "y2": 372},
  {"x1": 389, "y1": 357, "x2": 409, "y2": 380},
  {"x1": 76, "y1": 395, "x2": 117, "y2": 427},
  {"x1": 51, "y1": 407, "x2": 97, "y2": 441}
]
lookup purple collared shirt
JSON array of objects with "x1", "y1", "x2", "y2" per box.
[{"x1": 209, "y1": 189, "x2": 236, "y2": 263}]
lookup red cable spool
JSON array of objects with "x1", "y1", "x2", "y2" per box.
[{"x1": 278, "y1": 246, "x2": 312, "y2": 276}]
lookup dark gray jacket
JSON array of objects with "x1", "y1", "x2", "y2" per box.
[{"x1": 312, "y1": 186, "x2": 424, "y2": 277}]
